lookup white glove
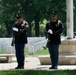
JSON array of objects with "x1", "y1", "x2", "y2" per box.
[
  {"x1": 48, "y1": 29, "x2": 53, "y2": 34},
  {"x1": 13, "y1": 27, "x2": 18, "y2": 32}
]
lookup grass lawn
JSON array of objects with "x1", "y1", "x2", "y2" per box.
[
  {"x1": 34, "y1": 48, "x2": 49, "y2": 56},
  {"x1": 0, "y1": 70, "x2": 76, "y2": 75},
  {"x1": 25, "y1": 48, "x2": 49, "y2": 56},
  {"x1": 0, "y1": 50, "x2": 6, "y2": 54},
  {"x1": 0, "y1": 48, "x2": 49, "y2": 56}
]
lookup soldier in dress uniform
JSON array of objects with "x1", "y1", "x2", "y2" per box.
[
  {"x1": 45, "y1": 11, "x2": 63, "y2": 69},
  {"x1": 11, "y1": 13, "x2": 29, "y2": 69}
]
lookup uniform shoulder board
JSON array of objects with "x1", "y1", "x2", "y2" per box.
[
  {"x1": 47, "y1": 21, "x2": 50, "y2": 24},
  {"x1": 58, "y1": 20, "x2": 62, "y2": 27},
  {"x1": 22, "y1": 21, "x2": 29, "y2": 27},
  {"x1": 15, "y1": 21, "x2": 18, "y2": 24}
]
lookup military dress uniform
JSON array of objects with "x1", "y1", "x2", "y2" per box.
[
  {"x1": 46, "y1": 19, "x2": 63, "y2": 69},
  {"x1": 12, "y1": 19, "x2": 29, "y2": 69}
]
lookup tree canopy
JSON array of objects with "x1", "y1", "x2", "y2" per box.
[{"x1": 0, "y1": 0, "x2": 75, "y2": 37}]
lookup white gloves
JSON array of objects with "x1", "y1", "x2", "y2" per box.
[
  {"x1": 13, "y1": 27, "x2": 18, "y2": 32},
  {"x1": 48, "y1": 29, "x2": 53, "y2": 34}
]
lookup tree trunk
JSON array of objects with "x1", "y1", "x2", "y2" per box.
[
  {"x1": 34, "y1": 12, "x2": 40, "y2": 37},
  {"x1": 28, "y1": 21, "x2": 32, "y2": 37}
]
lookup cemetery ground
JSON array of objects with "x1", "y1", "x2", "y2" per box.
[
  {"x1": 0, "y1": 47, "x2": 49, "y2": 56},
  {"x1": 0, "y1": 48, "x2": 49, "y2": 62},
  {"x1": 0, "y1": 48, "x2": 76, "y2": 75}
]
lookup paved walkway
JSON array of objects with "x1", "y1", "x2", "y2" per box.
[{"x1": 0, "y1": 57, "x2": 76, "y2": 70}]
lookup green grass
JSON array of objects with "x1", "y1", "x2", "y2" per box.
[
  {"x1": 0, "y1": 50, "x2": 6, "y2": 54},
  {"x1": 0, "y1": 70, "x2": 76, "y2": 75},
  {"x1": 25, "y1": 48, "x2": 29, "y2": 56},
  {"x1": 0, "y1": 47, "x2": 49, "y2": 56},
  {"x1": 25, "y1": 48, "x2": 49, "y2": 56},
  {"x1": 34, "y1": 48, "x2": 49, "y2": 56}
]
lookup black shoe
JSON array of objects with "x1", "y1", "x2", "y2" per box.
[
  {"x1": 15, "y1": 66, "x2": 24, "y2": 69},
  {"x1": 49, "y1": 66, "x2": 58, "y2": 69}
]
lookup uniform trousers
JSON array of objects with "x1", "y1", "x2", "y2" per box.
[
  {"x1": 15, "y1": 43, "x2": 25, "y2": 67},
  {"x1": 48, "y1": 44, "x2": 59, "y2": 67}
]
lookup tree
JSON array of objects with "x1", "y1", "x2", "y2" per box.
[{"x1": 0, "y1": 0, "x2": 67, "y2": 37}]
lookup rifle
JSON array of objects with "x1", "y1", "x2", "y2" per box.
[{"x1": 11, "y1": 31, "x2": 15, "y2": 46}]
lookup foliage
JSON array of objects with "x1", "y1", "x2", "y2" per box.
[{"x1": 0, "y1": 0, "x2": 75, "y2": 37}]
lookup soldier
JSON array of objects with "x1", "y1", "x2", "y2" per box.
[
  {"x1": 11, "y1": 13, "x2": 29, "y2": 69},
  {"x1": 45, "y1": 11, "x2": 63, "y2": 69}
]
